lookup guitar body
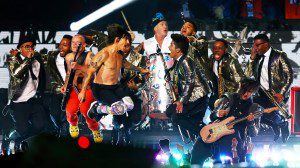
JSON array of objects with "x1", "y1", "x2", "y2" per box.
[
  {"x1": 200, "y1": 116, "x2": 236, "y2": 143},
  {"x1": 60, "y1": 43, "x2": 82, "y2": 111}
]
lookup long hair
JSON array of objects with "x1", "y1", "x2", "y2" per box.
[{"x1": 239, "y1": 78, "x2": 260, "y2": 95}]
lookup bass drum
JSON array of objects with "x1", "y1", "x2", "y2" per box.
[{"x1": 141, "y1": 53, "x2": 174, "y2": 121}]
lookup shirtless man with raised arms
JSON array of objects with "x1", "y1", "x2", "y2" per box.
[{"x1": 78, "y1": 24, "x2": 149, "y2": 120}]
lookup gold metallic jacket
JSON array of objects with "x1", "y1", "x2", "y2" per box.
[
  {"x1": 245, "y1": 48, "x2": 293, "y2": 98},
  {"x1": 7, "y1": 52, "x2": 45, "y2": 100},
  {"x1": 190, "y1": 36, "x2": 208, "y2": 62},
  {"x1": 172, "y1": 55, "x2": 210, "y2": 104},
  {"x1": 188, "y1": 36, "x2": 215, "y2": 88},
  {"x1": 209, "y1": 53, "x2": 245, "y2": 95},
  {"x1": 44, "y1": 50, "x2": 66, "y2": 94}
]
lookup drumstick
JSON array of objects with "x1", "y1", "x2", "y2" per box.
[{"x1": 121, "y1": 10, "x2": 133, "y2": 33}]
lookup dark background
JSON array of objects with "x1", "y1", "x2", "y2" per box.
[{"x1": 1, "y1": 0, "x2": 299, "y2": 31}]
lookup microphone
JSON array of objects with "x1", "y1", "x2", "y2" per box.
[
  {"x1": 243, "y1": 48, "x2": 251, "y2": 55},
  {"x1": 117, "y1": 50, "x2": 124, "y2": 56}
]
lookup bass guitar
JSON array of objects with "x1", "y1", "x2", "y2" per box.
[{"x1": 61, "y1": 43, "x2": 82, "y2": 111}]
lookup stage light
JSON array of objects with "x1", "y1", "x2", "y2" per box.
[
  {"x1": 155, "y1": 153, "x2": 169, "y2": 161},
  {"x1": 161, "y1": 153, "x2": 169, "y2": 160},
  {"x1": 173, "y1": 153, "x2": 182, "y2": 161},
  {"x1": 220, "y1": 155, "x2": 232, "y2": 165},
  {"x1": 203, "y1": 157, "x2": 214, "y2": 168},
  {"x1": 78, "y1": 136, "x2": 90, "y2": 149},
  {"x1": 293, "y1": 144, "x2": 300, "y2": 153},
  {"x1": 70, "y1": 0, "x2": 137, "y2": 31},
  {"x1": 155, "y1": 154, "x2": 162, "y2": 160}
]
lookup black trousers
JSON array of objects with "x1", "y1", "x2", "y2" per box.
[
  {"x1": 191, "y1": 132, "x2": 246, "y2": 166},
  {"x1": 43, "y1": 93, "x2": 68, "y2": 135},
  {"x1": 166, "y1": 95, "x2": 208, "y2": 137},
  {"x1": 92, "y1": 83, "x2": 136, "y2": 129},
  {"x1": 0, "y1": 89, "x2": 14, "y2": 151},
  {"x1": 253, "y1": 93, "x2": 286, "y2": 127},
  {"x1": 0, "y1": 107, "x2": 14, "y2": 151},
  {"x1": 10, "y1": 98, "x2": 47, "y2": 143}
]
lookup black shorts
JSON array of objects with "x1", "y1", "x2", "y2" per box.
[{"x1": 92, "y1": 83, "x2": 129, "y2": 106}]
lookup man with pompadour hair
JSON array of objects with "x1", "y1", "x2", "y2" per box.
[{"x1": 165, "y1": 34, "x2": 210, "y2": 139}]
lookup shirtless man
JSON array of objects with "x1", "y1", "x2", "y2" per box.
[
  {"x1": 78, "y1": 24, "x2": 149, "y2": 123},
  {"x1": 61, "y1": 34, "x2": 102, "y2": 143}
]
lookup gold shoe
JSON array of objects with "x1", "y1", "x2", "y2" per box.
[
  {"x1": 69, "y1": 125, "x2": 79, "y2": 138},
  {"x1": 92, "y1": 130, "x2": 103, "y2": 143}
]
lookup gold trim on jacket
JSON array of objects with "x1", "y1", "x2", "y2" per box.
[
  {"x1": 245, "y1": 48, "x2": 293, "y2": 98},
  {"x1": 7, "y1": 52, "x2": 45, "y2": 100},
  {"x1": 209, "y1": 53, "x2": 245, "y2": 96},
  {"x1": 173, "y1": 55, "x2": 210, "y2": 104}
]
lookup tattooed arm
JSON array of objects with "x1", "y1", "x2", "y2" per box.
[
  {"x1": 78, "y1": 51, "x2": 108, "y2": 102},
  {"x1": 86, "y1": 52, "x2": 95, "y2": 66},
  {"x1": 123, "y1": 59, "x2": 141, "y2": 72},
  {"x1": 123, "y1": 59, "x2": 150, "y2": 74}
]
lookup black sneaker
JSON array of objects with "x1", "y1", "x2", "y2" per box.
[
  {"x1": 272, "y1": 125, "x2": 280, "y2": 142},
  {"x1": 281, "y1": 121, "x2": 290, "y2": 143},
  {"x1": 87, "y1": 101, "x2": 99, "y2": 119}
]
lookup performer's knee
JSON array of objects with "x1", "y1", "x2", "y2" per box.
[
  {"x1": 111, "y1": 101, "x2": 127, "y2": 115},
  {"x1": 122, "y1": 96, "x2": 134, "y2": 111}
]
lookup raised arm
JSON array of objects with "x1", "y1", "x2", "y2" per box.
[
  {"x1": 8, "y1": 50, "x2": 35, "y2": 79},
  {"x1": 123, "y1": 59, "x2": 149, "y2": 74}
]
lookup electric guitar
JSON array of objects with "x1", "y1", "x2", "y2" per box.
[
  {"x1": 61, "y1": 43, "x2": 82, "y2": 111},
  {"x1": 200, "y1": 107, "x2": 278, "y2": 143}
]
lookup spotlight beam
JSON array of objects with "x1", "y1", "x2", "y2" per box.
[{"x1": 70, "y1": 0, "x2": 137, "y2": 31}]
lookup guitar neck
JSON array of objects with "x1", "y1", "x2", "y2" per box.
[
  {"x1": 226, "y1": 107, "x2": 278, "y2": 127},
  {"x1": 66, "y1": 45, "x2": 82, "y2": 89},
  {"x1": 66, "y1": 69, "x2": 76, "y2": 88},
  {"x1": 227, "y1": 117, "x2": 248, "y2": 127},
  {"x1": 226, "y1": 110, "x2": 263, "y2": 127}
]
